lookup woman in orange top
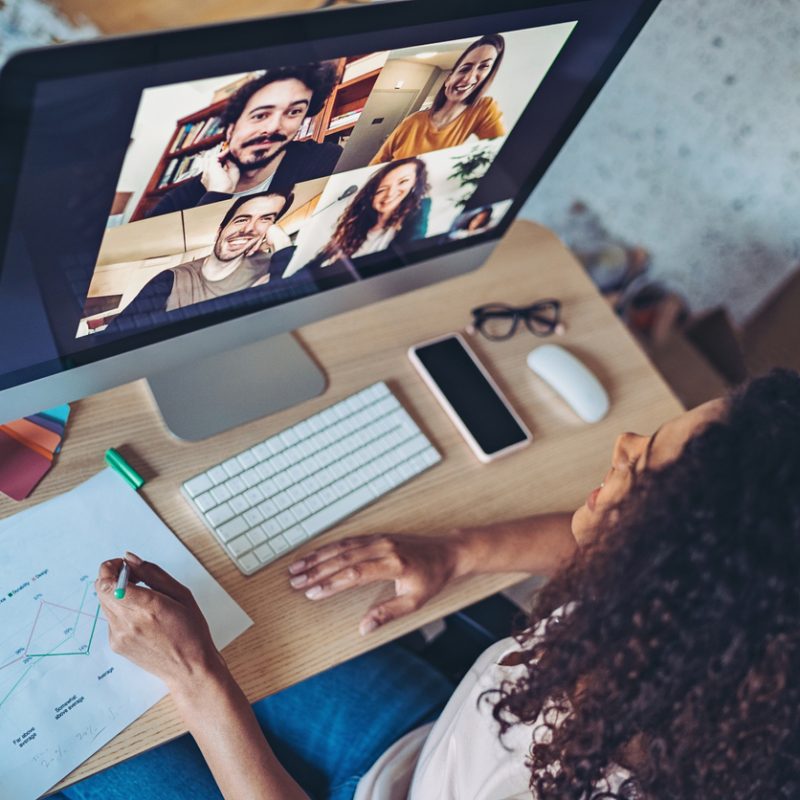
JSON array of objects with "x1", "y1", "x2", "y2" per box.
[{"x1": 370, "y1": 34, "x2": 506, "y2": 164}]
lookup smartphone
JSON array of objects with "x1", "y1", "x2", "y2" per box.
[{"x1": 409, "y1": 332, "x2": 532, "y2": 463}]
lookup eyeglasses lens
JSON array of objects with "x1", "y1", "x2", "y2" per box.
[
  {"x1": 525, "y1": 302, "x2": 559, "y2": 335},
  {"x1": 473, "y1": 305, "x2": 516, "y2": 340}
]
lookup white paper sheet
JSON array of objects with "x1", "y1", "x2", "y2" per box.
[{"x1": 0, "y1": 469, "x2": 253, "y2": 799}]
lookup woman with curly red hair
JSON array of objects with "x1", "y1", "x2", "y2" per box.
[
  {"x1": 57, "y1": 369, "x2": 800, "y2": 799},
  {"x1": 309, "y1": 157, "x2": 430, "y2": 279}
]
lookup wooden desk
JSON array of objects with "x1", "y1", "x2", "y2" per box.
[
  {"x1": 54, "y1": 0, "x2": 345, "y2": 36},
  {"x1": 1, "y1": 220, "x2": 682, "y2": 791}
]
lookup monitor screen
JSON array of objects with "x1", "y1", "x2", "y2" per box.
[{"x1": 0, "y1": 0, "x2": 658, "y2": 400}]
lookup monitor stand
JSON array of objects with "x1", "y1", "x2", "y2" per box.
[{"x1": 146, "y1": 332, "x2": 326, "y2": 441}]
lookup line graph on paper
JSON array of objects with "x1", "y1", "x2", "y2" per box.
[
  {"x1": 0, "y1": 574, "x2": 106, "y2": 712},
  {"x1": 0, "y1": 470, "x2": 251, "y2": 800}
]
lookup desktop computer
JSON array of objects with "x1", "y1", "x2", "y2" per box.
[{"x1": 0, "y1": 0, "x2": 660, "y2": 440}]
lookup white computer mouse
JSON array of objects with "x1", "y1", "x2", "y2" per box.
[{"x1": 527, "y1": 344, "x2": 609, "y2": 423}]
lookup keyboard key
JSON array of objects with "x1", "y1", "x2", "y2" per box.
[
  {"x1": 256, "y1": 461, "x2": 277, "y2": 481},
  {"x1": 217, "y1": 516, "x2": 248, "y2": 543},
  {"x1": 288, "y1": 463, "x2": 308, "y2": 482},
  {"x1": 222, "y1": 458, "x2": 243, "y2": 478},
  {"x1": 241, "y1": 468, "x2": 261, "y2": 488},
  {"x1": 257, "y1": 498, "x2": 278, "y2": 518},
  {"x1": 227, "y1": 535, "x2": 252, "y2": 557},
  {"x1": 243, "y1": 508, "x2": 263, "y2": 527},
  {"x1": 193, "y1": 491, "x2": 217, "y2": 513},
  {"x1": 294, "y1": 420, "x2": 312, "y2": 439},
  {"x1": 247, "y1": 527, "x2": 268, "y2": 546},
  {"x1": 276, "y1": 510, "x2": 295, "y2": 529},
  {"x1": 224, "y1": 476, "x2": 247, "y2": 496},
  {"x1": 273, "y1": 491, "x2": 293, "y2": 512},
  {"x1": 255, "y1": 542, "x2": 274, "y2": 563},
  {"x1": 264, "y1": 435, "x2": 284, "y2": 454},
  {"x1": 306, "y1": 493, "x2": 324, "y2": 513},
  {"x1": 206, "y1": 502, "x2": 235, "y2": 527},
  {"x1": 252, "y1": 443, "x2": 271, "y2": 461},
  {"x1": 287, "y1": 485, "x2": 306, "y2": 504},
  {"x1": 237, "y1": 450, "x2": 258, "y2": 470},
  {"x1": 183, "y1": 474, "x2": 213, "y2": 497},
  {"x1": 211, "y1": 484, "x2": 232, "y2": 504},
  {"x1": 243, "y1": 486, "x2": 264, "y2": 507},
  {"x1": 207, "y1": 465, "x2": 228, "y2": 485},
  {"x1": 262, "y1": 518, "x2": 283, "y2": 537},
  {"x1": 239, "y1": 553, "x2": 260, "y2": 573},
  {"x1": 274, "y1": 472, "x2": 292, "y2": 490},
  {"x1": 292, "y1": 499, "x2": 312, "y2": 519},
  {"x1": 279, "y1": 428, "x2": 299, "y2": 448},
  {"x1": 284, "y1": 526, "x2": 307, "y2": 545},
  {"x1": 271, "y1": 452, "x2": 290, "y2": 471},
  {"x1": 230, "y1": 495, "x2": 250, "y2": 515}
]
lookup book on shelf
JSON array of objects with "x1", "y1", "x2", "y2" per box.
[
  {"x1": 328, "y1": 109, "x2": 362, "y2": 130},
  {"x1": 158, "y1": 152, "x2": 205, "y2": 188},
  {"x1": 158, "y1": 157, "x2": 179, "y2": 187},
  {"x1": 297, "y1": 116, "x2": 315, "y2": 139},
  {"x1": 168, "y1": 116, "x2": 223, "y2": 153},
  {"x1": 170, "y1": 122, "x2": 195, "y2": 152}
]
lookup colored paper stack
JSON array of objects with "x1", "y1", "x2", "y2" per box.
[{"x1": 0, "y1": 405, "x2": 71, "y2": 501}]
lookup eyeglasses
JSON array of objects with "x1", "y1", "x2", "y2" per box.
[{"x1": 468, "y1": 299, "x2": 564, "y2": 341}]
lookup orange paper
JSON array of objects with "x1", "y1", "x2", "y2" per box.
[{"x1": 0, "y1": 423, "x2": 56, "y2": 461}]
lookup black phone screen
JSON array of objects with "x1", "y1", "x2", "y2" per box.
[{"x1": 414, "y1": 337, "x2": 528, "y2": 456}]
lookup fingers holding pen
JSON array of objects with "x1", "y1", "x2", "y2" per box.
[{"x1": 96, "y1": 552, "x2": 192, "y2": 602}]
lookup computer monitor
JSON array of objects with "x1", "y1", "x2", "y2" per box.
[{"x1": 0, "y1": 0, "x2": 659, "y2": 439}]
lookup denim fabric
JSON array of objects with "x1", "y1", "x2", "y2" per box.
[{"x1": 50, "y1": 642, "x2": 453, "y2": 800}]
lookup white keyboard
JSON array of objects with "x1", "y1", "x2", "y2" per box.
[{"x1": 182, "y1": 382, "x2": 441, "y2": 575}]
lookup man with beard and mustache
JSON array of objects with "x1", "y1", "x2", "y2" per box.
[
  {"x1": 146, "y1": 63, "x2": 342, "y2": 219},
  {"x1": 107, "y1": 191, "x2": 329, "y2": 334}
]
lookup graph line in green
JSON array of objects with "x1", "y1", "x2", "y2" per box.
[{"x1": 0, "y1": 583, "x2": 105, "y2": 710}]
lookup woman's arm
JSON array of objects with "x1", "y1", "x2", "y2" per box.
[
  {"x1": 96, "y1": 556, "x2": 309, "y2": 800},
  {"x1": 453, "y1": 512, "x2": 577, "y2": 577},
  {"x1": 170, "y1": 667, "x2": 308, "y2": 800},
  {"x1": 289, "y1": 512, "x2": 577, "y2": 634}
]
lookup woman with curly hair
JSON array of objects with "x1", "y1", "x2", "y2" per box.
[
  {"x1": 58, "y1": 369, "x2": 799, "y2": 799},
  {"x1": 312, "y1": 158, "x2": 430, "y2": 274}
]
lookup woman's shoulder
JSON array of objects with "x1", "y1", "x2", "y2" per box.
[{"x1": 473, "y1": 95, "x2": 501, "y2": 116}]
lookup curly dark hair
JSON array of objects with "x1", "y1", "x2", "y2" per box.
[
  {"x1": 221, "y1": 62, "x2": 339, "y2": 129},
  {"x1": 486, "y1": 369, "x2": 800, "y2": 799},
  {"x1": 323, "y1": 158, "x2": 429, "y2": 258}
]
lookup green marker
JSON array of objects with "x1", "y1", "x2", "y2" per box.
[
  {"x1": 105, "y1": 448, "x2": 144, "y2": 490},
  {"x1": 115, "y1": 560, "x2": 130, "y2": 600}
]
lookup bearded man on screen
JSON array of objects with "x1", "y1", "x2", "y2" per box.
[{"x1": 148, "y1": 63, "x2": 342, "y2": 219}]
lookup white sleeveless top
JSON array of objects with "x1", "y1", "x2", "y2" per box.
[{"x1": 354, "y1": 616, "x2": 631, "y2": 800}]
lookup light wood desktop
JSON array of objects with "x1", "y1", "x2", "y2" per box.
[{"x1": 0, "y1": 220, "x2": 683, "y2": 791}]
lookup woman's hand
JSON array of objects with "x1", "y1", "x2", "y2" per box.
[
  {"x1": 287, "y1": 533, "x2": 465, "y2": 635},
  {"x1": 95, "y1": 553, "x2": 225, "y2": 691}
]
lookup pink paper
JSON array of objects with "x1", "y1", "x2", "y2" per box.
[{"x1": 0, "y1": 429, "x2": 52, "y2": 501}]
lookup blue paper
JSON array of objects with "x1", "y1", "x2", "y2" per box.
[{"x1": 40, "y1": 404, "x2": 70, "y2": 425}]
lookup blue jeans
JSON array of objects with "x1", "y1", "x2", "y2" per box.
[{"x1": 50, "y1": 642, "x2": 453, "y2": 800}]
